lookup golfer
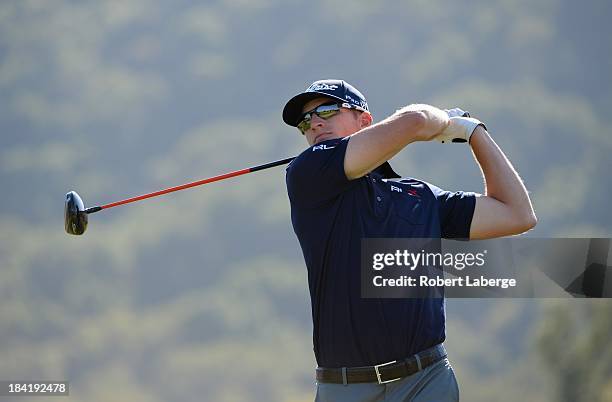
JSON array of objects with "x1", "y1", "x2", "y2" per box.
[{"x1": 283, "y1": 79, "x2": 536, "y2": 402}]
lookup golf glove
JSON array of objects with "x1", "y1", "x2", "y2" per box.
[
  {"x1": 444, "y1": 108, "x2": 470, "y2": 118},
  {"x1": 436, "y1": 109, "x2": 485, "y2": 143}
]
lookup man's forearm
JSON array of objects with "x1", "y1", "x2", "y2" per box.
[
  {"x1": 344, "y1": 104, "x2": 449, "y2": 179},
  {"x1": 394, "y1": 104, "x2": 449, "y2": 139},
  {"x1": 470, "y1": 126, "x2": 536, "y2": 223}
]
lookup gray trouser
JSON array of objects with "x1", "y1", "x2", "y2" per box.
[{"x1": 315, "y1": 358, "x2": 459, "y2": 402}]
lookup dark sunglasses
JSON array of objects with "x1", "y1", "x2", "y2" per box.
[{"x1": 297, "y1": 102, "x2": 364, "y2": 134}]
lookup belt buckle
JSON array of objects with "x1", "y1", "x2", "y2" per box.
[{"x1": 374, "y1": 360, "x2": 400, "y2": 384}]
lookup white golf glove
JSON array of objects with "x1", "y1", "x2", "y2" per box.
[
  {"x1": 435, "y1": 108, "x2": 485, "y2": 143},
  {"x1": 444, "y1": 108, "x2": 470, "y2": 118}
]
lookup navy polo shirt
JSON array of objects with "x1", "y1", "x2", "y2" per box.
[{"x1": 286, "y1": 137, "x2": 476, "y2": 368}]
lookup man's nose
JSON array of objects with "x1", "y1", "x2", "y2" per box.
[{"x1": 310, "y1": 113, "x2": 326, "y2": 128}]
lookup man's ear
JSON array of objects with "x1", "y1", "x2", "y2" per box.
[{"x1": 360, "y1": 112, "x2": 373, "y2": 128}]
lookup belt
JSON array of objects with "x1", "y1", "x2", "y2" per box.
[{"x1": 316, "y1": 344, "x2": 447, "y2": 385}]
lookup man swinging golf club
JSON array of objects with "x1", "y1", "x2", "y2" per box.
[{"x1": 283, "y1": 79, "x2": 537, "y2": 401}]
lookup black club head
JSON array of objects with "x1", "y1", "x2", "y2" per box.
[{"x1": 65, "y1": 191, "x2": 88, "y2": 235}]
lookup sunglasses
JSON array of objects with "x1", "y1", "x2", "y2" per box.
[{"x1": 297, "y1": 102, "x2": 364, "y2": 134}]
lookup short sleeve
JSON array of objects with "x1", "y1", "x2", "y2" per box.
[
  {"x1": 286, "y1": 137, "x2": 355, "y2": 208},
  {"x1": 426, "y1": 183, "x2": 476, "y2": 238}
]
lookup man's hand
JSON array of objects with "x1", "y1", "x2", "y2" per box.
[{"x1": 435, "y1": 108, "x2": 484, "y2": 143}]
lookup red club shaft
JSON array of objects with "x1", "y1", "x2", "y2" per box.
[{"x1": 85, "y1": 157, "x2": 295, "y2": 214}]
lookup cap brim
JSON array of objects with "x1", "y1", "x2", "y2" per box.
[{"x1": 282, "y1": 91, "x2": 346, "y2": 127}]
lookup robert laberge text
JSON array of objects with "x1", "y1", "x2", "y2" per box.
[{"x1": 373, "y1": 275, "x2": 517, "y2": 289}]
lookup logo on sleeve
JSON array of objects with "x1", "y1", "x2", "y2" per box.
[{"x1": 312, "y1": 144, "x2": 336, "y2": 151}]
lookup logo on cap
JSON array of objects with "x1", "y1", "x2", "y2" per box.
[
  {"x1": 307, "y1": 83, "x2": 339, "y2": 92},
  {"x1": 345, "y1": 94, "x2": 368, "y2": 110}
]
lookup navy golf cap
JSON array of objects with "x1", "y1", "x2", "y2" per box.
[{"x1": 283, "y1": 79, "x2": 369, "y2": 127}]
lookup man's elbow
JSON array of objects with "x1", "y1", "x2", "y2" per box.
[
  {"x1": 522, "y1": 212, "x2": 538, "y2": 231},
  {"x1": 513, "y1": 211, "x2": 537, "y2": 234},
  {"x1": 396, "y1": 109, "x2": 428, "y2": 137}
]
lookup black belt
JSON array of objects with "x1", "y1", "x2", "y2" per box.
[{"x1": 316, "y1": 344, "x2": 447, "y2": 385}]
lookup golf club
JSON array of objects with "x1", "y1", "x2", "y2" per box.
[{"x1": 65, "y1": 156, "x2": 295, "y2": 235}]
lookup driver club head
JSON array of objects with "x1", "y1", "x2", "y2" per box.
[{"x1": 65, "y1": 191, "x2": 88, "y2": 235}]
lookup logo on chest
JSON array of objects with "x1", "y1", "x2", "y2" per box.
[{"x1": 390, "y1": 185, "x2": 420, "y2": 198}]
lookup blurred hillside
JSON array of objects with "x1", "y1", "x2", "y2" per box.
[{"x1": 0, "y1": 1, "x2": 611, "y2": 401}]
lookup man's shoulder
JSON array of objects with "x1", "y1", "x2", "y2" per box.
[
  {"x1": 286, "y1": 138, "x2": 348, "y2": 174},
  {"x1": 293, "y1": 137, "x2": 347, "y2": 158},
  {"x1": 285, "y1": 137, "x2": 354, "y2": 206}
]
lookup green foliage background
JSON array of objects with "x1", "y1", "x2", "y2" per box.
[{"x1": 1, "y1": 1, "x2": 611, "y2": 401}]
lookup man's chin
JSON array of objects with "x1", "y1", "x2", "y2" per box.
[{"x1": 314, "y1": 134, "x2": 335, "y2": 144}]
